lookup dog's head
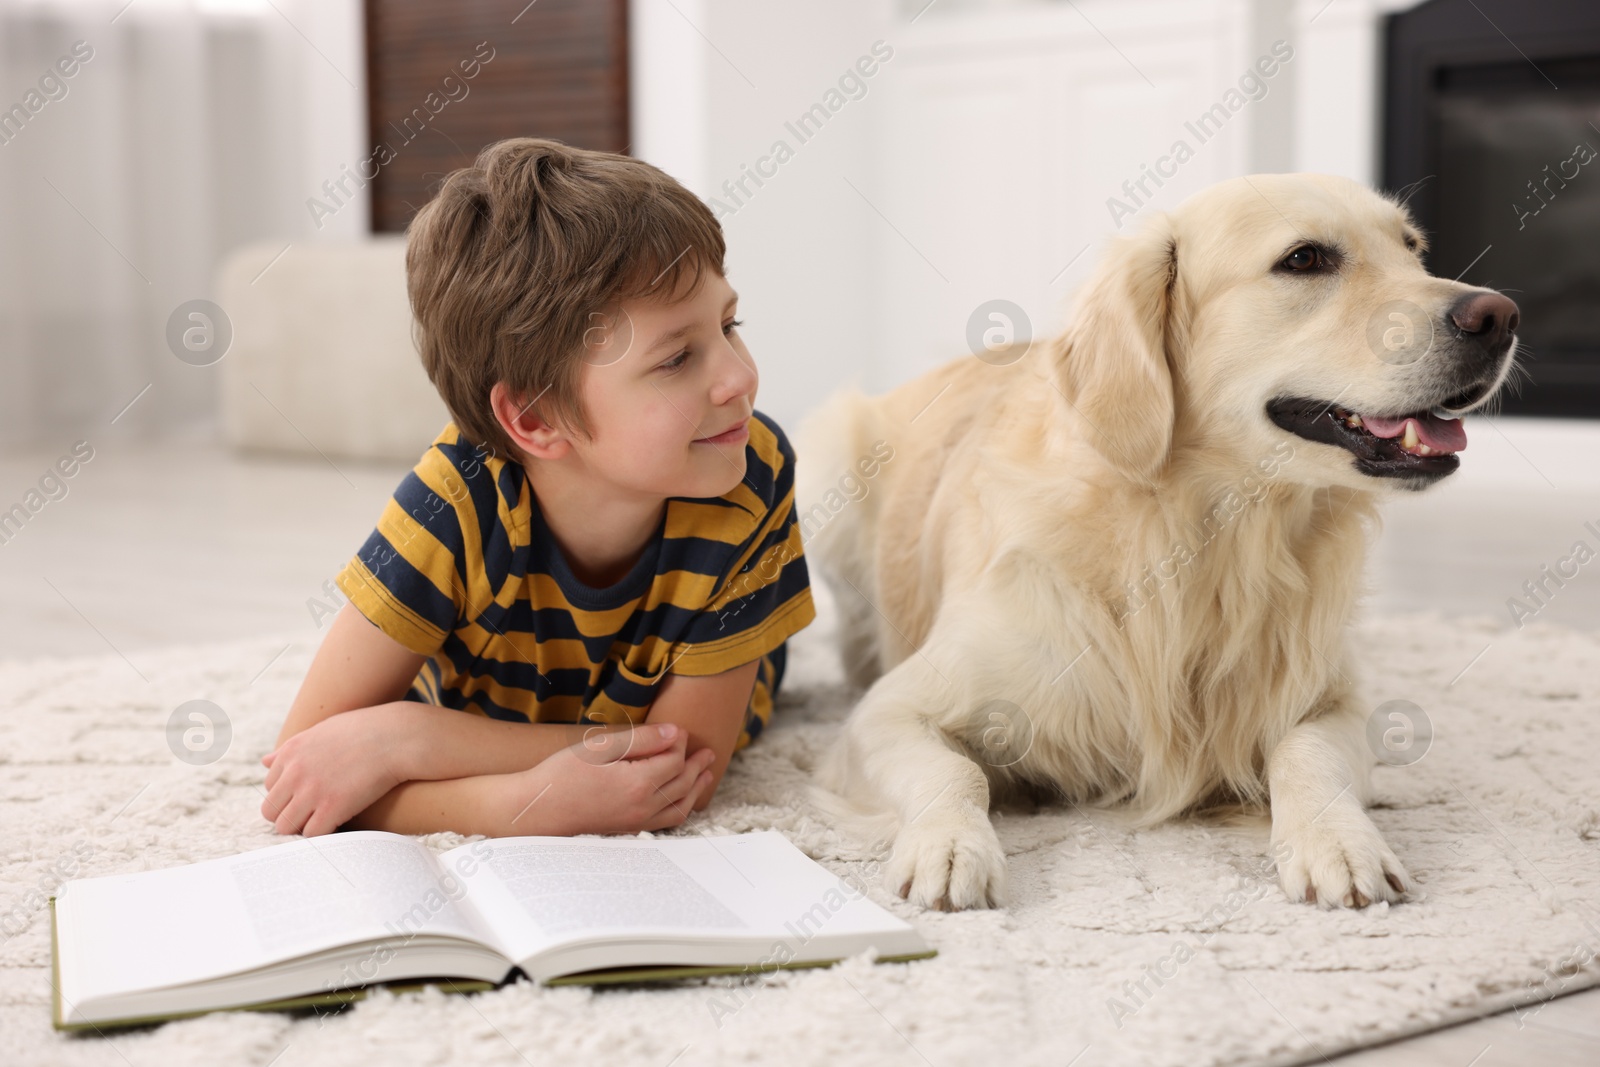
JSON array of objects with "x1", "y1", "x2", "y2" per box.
[{"x1": 1056, "y1": 172, "x2": 1521, "y2": 494}]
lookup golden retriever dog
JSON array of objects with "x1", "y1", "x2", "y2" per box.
[{"x1": 797, "y1": 173, "x2": 1520, "y2": 912}]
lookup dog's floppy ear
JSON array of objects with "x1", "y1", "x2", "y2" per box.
[{"x1": 1055, "y1": 213, "x2": 1178, "y2": 487}]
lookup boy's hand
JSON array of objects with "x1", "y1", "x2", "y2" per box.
[
  {"x1": 259, "y1": 706, "x2": 409, "y2": 837},
  {"x1": 496, "y1": 723, "x2": 717, "y2": 837}
]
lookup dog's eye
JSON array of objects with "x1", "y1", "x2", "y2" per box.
[{"x1": 1282, "y1": 245, "x2": 1323, "y2": 272}]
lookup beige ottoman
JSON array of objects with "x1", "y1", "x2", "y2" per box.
[{"x1": 214, "y1": 236, "x2": 449, "y2": 463}]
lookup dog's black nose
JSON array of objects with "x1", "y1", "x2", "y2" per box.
[{"x1": 1449, "y1": 291, "x2": 1520, "y2": 351}]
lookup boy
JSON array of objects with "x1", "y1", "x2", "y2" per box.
[{"x1": 258, "y1": 137, "x2": 816, "y2": 839}]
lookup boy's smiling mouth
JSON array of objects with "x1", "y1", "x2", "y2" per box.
[{"x1": 694, "y1": 418, "x2": 750, "y2": 445}]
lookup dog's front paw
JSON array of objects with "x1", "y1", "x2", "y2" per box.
[
  {"x1": 883, "y1": 804, "x2": 1007, "y2": 911},
  {"x1": 1273, "y1": 806, "x2": 1412, "y2": 909}
]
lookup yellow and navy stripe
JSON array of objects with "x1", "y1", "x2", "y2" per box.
[{"x1": 335, "y1": 410, "x2": 815, "y2": 751}]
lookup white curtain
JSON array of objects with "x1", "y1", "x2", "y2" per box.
[{"x1": 0, "y1": 0, "x2": 365, "y2": 449}]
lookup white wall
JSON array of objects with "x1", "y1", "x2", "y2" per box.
[
  {"x1": 1291, "y1": 0, "x2": 1435, "y2": 186},
  {"x1": 298, "y1": 0, "x2": 370, "y2": 241},
  {"x1": 629, "y1": 0, "x2": 1431, "y2": 424},
  {"x1": 630, "y1": 0, "x2": 897, "y2": 433}
]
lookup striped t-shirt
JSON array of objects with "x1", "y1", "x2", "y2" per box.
[{"x1": 334, "y1": 410, "x2": 816, "y2": 752}]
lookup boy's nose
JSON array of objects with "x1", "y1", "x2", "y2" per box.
[{"x1": 714, "y1": 347, "x2": 758, "y2": 404}]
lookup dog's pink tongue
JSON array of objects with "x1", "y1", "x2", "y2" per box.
[{"x1": 1360, "y1": 412, "x2": 1468, "y2": 453}]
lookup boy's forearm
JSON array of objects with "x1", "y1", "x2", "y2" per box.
[
  {"x1": 341, "y1": 772, "x2": 549, "y2": 838},
  {"x1": 388, "y1": 701, "x2": 628, "y2": 781}
]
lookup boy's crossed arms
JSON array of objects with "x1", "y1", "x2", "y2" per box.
[{"x1": 259, "y1": 601, "x2": 758, "y2": 838}]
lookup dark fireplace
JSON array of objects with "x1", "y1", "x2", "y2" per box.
[{"x1": 1384, "y1": 0, "x2": 1600, "y2": 417}]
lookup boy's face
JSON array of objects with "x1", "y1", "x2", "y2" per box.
[{"x1": 568, "y1": 269, "x2": 758, "y2": 501}]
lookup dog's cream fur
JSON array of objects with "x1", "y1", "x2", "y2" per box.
[{"x1": 797, "y1": 173, "x2": 1519, "y2": 912}]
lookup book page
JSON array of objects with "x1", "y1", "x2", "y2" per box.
[
  {"x1": 445, "y1": 831, "x2": 913, "y2": 965},
  {"x1": 479, "y1": 840, "x2": 749, "y2": 935},
  {"x1": 60, "y1": 832, "x2": 504, "y2": 1004}
]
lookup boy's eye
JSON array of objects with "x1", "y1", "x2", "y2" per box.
[{"x1": 659, "y1": 320, "x2": 742, "y2": 372}]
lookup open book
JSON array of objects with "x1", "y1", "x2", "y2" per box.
[{"x1": 50, "y1": 829, "x2": 934, "y2": 1031}]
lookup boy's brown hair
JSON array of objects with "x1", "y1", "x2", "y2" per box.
[{"x1": 405, "y1": 137, "x2": 726, "y2": 463}]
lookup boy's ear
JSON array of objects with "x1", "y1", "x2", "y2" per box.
[{"x1": 489, "y1": 381, "x2": 569, "y2": 460}]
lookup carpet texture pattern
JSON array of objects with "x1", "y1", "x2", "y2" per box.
[{"x1": 3, "y1": 584, "x2": 1599, "y2": 1067}]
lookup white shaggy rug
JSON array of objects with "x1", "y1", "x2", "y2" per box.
[{"x1": 4, "y1": 582, "x2": 1600, "y2": 1067}]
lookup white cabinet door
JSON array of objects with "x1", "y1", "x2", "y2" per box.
[{"x1": 873, "y1": 1, "x2": 1256, "y2": 386}]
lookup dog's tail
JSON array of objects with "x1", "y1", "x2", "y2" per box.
[
  {"x1": 799, "y1": 778, "x2": 902, "y2": 863},
  {"x1": 794, "y1": 382, "x2": 893, "y2": 688},
  {"x1": 793, "y1": 382, "x2": 888, "y2": 577}
]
